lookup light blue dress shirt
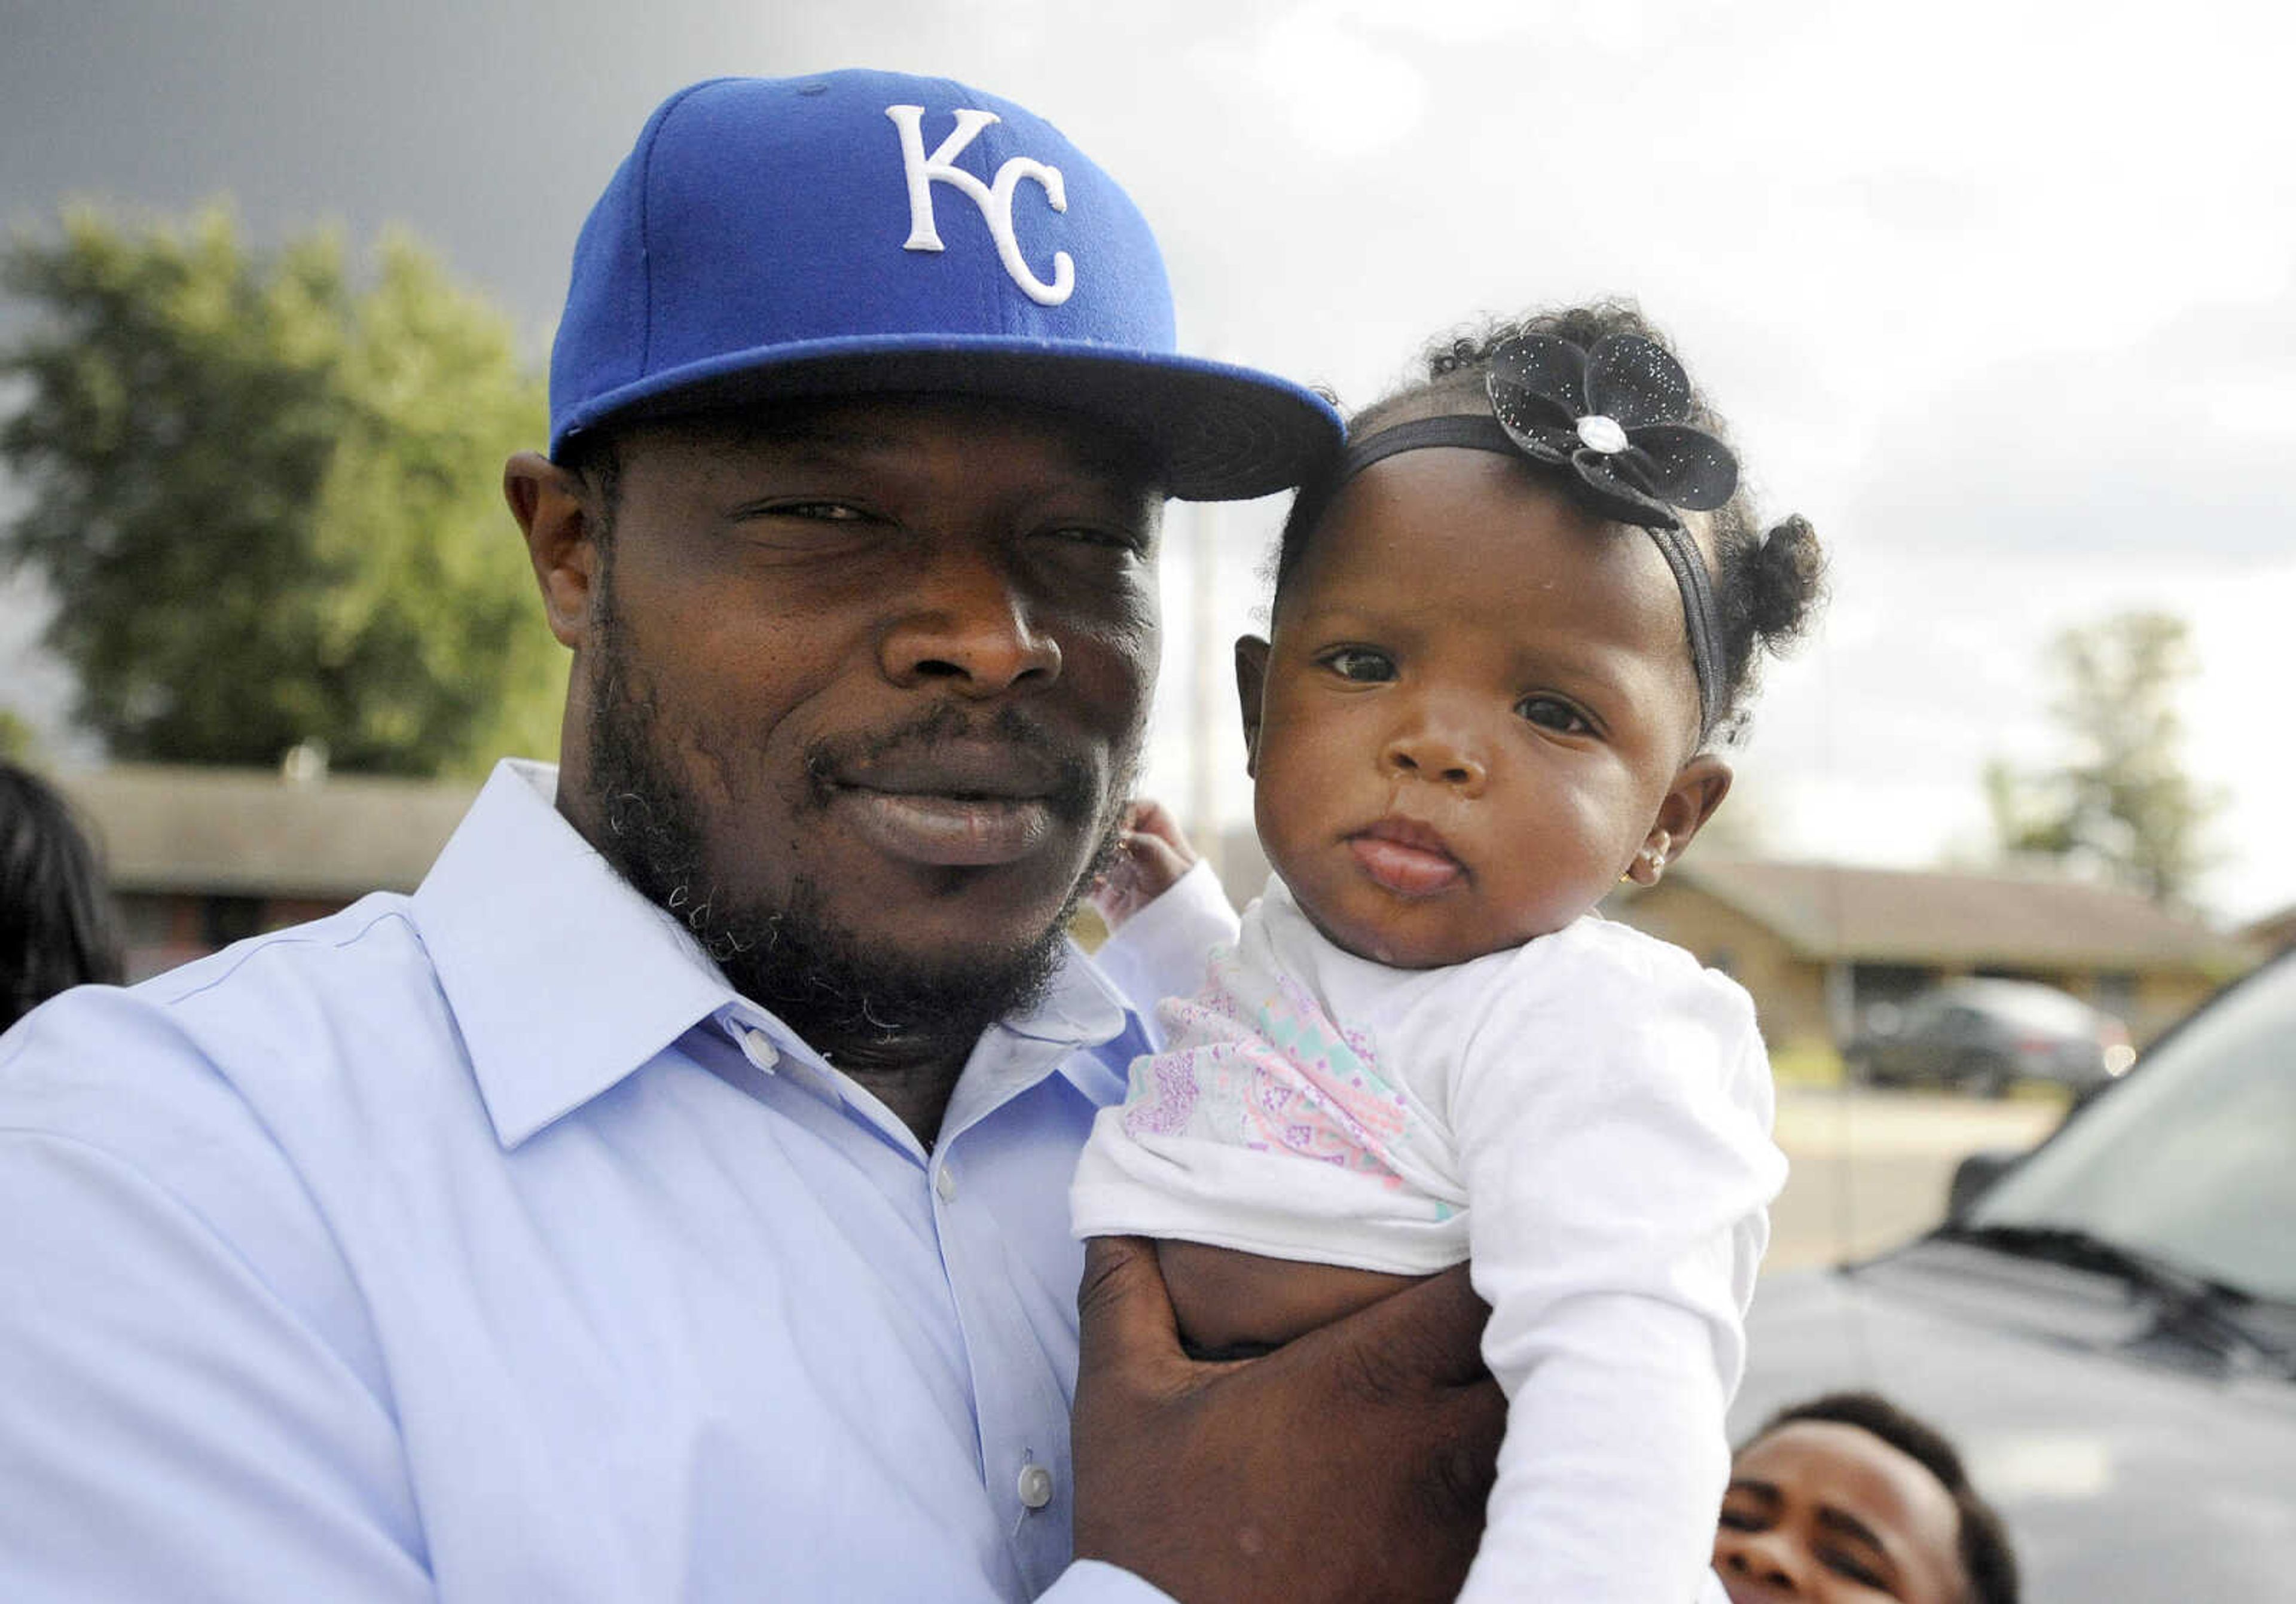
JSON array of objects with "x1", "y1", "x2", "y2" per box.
[{"x1": 0, "y1": 761, "x2": 1229, "y2": 1602}]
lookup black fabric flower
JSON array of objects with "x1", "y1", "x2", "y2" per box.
[{"x1": 1484, "y1": 333, "x2": 1738, "y2": 530}]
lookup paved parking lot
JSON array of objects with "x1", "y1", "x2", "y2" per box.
[{"x1": 1764, "y1": 1086, "x2": 2068, "y2": 1272}]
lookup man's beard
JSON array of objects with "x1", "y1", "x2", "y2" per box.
[{"x1": 579, "y1": 607, "x2": 1135, "y2": 1062}]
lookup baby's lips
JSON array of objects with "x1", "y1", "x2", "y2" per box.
[{"x1": 1347, "y1": 833, "x2": 1464, "y2": 897}]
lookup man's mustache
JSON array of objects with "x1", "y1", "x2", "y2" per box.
[{"x1": 802, "y1": 703, "x2": 1102, "y2": 824}]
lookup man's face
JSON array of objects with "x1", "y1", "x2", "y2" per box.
[
  {"x1": 1715, "y1": 1422, "x2": 1968, "y2": 1604},
  {"x1": 549, "y1": 395, "x2": 1161, "y2": 1046}
]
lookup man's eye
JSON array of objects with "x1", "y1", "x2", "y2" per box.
[
  {"x1": 1817, "y1": 1548, "x2": 1891, "y2": 1590},
  {"x1": 1516, "y1": 695, "x2": 1592, "y2": 734},
  {"x1": 762, "y1": 500, "x2": 872, "y2": 522},
  {"x1": 1716, "y1": 1508, "x2": 1763, "y2": 1532},
  {"x1": 1321, "y1": 647, "x2": 1396, "y2": 683},
  {"x1": 1044, "y1": 524, "x2": 1150, "y2": 556}
]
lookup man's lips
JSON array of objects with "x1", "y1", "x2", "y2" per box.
[
  {"x1": 1347, "y1": 817, "x2": 1465, "y2": 896},
  {"x1": 826, "y1": 742, "x2": 1079, "y2": 869}
]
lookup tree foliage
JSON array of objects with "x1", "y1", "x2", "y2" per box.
[
  {"x1": 0, "y1": 206, "x2": 563, "y2": 776},
  {"x1": 1986, "y1": 610, "x2": 2217, "y2": 905}
]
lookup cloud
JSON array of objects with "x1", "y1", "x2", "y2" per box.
[
  {"x1": 1843, "y1": 276, "x2": 2296, "y2": 560},
  {"x1": 1185, "y1": 7, "x2": 1429, "y2": 160}
]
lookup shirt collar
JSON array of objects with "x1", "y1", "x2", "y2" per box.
[
  {"x1": 413, "y1": 761, "x2": 1136, "y2": 1150},
  {"x1": 413, "y1": 761, "x2": 740, "y2": 1148}
]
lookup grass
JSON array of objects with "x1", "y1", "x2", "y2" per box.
[{"x1": 1769, "y1": 1041, "x2": 1847, "y2": 1088}]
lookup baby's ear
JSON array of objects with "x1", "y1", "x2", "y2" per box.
[
  {"x1": 1233, "y1": 636, "x2": 1271, "y2": 778},
  {"x1": 1639, "y1": 754, "x2": 1733, "y2": 881}
]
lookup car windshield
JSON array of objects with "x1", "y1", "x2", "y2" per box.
[{"x1": 1967, "y1": 956, "x2": 2296, "y2": 1304}]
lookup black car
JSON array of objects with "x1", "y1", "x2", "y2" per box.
[
  {"x1": 1735, "y1": 952, "x2": 2296, "y2": 1600},
  {"x1": 1846, "y1": 977, "x2": 2136, "y2": 1097}
]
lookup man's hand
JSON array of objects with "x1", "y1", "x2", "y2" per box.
[
  {"x1": 1086, "y1": 801, "x2": 1198, "y2": 931},
  {"x1": 1072, "y1": 1236, "x2": 1503, "y2": 1603}
]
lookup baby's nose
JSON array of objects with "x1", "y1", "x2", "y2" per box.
[{"x1": 1380, "y1": 727, "x2": 1488, "y2": 794}]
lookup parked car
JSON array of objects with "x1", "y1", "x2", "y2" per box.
[
  {"x1": 1845, "y1": 976, "x2": 2135, "y2": 1096},
  {"x1": 1736, "y1": 951, "x2": 2296, "y2": 1600}
]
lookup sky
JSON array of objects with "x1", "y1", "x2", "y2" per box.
[{"x1": 4, "y1": 0, "x2": 2293, "y2": 921}]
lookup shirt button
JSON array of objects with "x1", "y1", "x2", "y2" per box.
[
  {"x1": 740, "y1": 1028, "x2": 780, "y2": 1073},
  {"x1": 934, "y1": 1165, "x2": 958, "y2": 1203},
  {"x1": 1017, "y1": 1463, "x2": 1055, "y2": 1511}
]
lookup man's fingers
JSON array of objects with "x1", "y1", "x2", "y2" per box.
[{"x1": 1076, "y1": 1235, "x2": 1183, "y2": 1381}]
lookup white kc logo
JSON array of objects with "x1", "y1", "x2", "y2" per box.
[{"x1": 885, "y1": 105, "x2": 1075, "y2": 307}]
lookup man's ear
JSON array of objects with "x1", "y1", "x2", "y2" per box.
[
  {"x1": 503, "y1": 450, "x2": 603, "y2": 650},
  {"x1": 1631, "y1": 754, "x2": 1733, "y2": 885},
  {"x1": 1234, "y1": 636, "x2": 1271, "y2": 778}
]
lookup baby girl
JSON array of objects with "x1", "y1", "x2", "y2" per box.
[{"x1": 1074, "y1": 303, "x2": 1826, "y2": 1601}]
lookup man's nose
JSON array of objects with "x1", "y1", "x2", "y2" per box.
[
  {"x1": 1380, "y1": 706, "x2": 1489, "y2": 796},
  {"x1": 1714, "y1": 1529, "x2": 1805, "y2": 1594},
  {"x1": 879, "y1": 542, "x2": 1062, "y2": 695}
]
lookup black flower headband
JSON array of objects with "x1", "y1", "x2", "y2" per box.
[{"x1": 1336, "y1": 332, "x2": 1739, "y2": 738}]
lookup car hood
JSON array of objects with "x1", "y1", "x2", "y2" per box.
[{"x1": 1735, "y1": 1239, "x2": 2296, "y2": 1601}]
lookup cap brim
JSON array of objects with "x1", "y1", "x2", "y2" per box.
[{"x1": 552, "y1": 335, "x2": 1341, "y2": 502}]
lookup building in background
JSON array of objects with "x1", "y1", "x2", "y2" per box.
[
  {"x1": 58, "y1": 765, "x2": 478, "y2": 979},
  {"x1": 1608, "y1": 858, "x2": 2253, "y2": 1051},
  {"x1": 2240, "y1": 903, "x2": 2296, "y2": 957}
]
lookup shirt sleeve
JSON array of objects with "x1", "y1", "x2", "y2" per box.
[
  {"x1": 1440, "y1": 931, "x2": 1785, "y2": 1604},
  {"x1": 1088, "y1": 859, "x2": 1238, "y2": 1047},
  {"x1": 0, "y1": 1003, "x2": 432, "y2": 1602}
]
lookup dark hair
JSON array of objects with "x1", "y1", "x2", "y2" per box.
[
  {"x1": 558, "y1": 430, "x2": 624, "y2": 545},
  {"x1": 1, "y1": 761, "x2": 124, "y2": 1030},
  {"x1": 1274, "y1": 299, "x2": 1825, "y2": 740},
  {"x1": 1752, "y1": 1391, "x2": 2020, "y2": 1604}
]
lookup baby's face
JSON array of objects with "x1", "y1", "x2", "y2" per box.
[{"x1": 1241, "y1": 447, "x2": 1714, "y2": 968}]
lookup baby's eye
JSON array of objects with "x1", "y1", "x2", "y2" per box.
[
  {"x1": 1516, "y1": 695, "x2": 1592, "y2": 735},
  {"x1": 1321, "y1": 647, "x2": 1396, "y2": 683}
]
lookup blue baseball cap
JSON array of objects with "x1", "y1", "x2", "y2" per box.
[{"x1": 550, "y1": 71, "x2": 1341, "y2": 500}]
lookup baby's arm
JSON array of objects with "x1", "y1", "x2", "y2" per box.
[
  {"x1": 1086, "y1": 801, "x2": 1241, "y2": 1041},
  {"x1": 1446, "y1": 933, "x2": 1784, "y2": 1603}
]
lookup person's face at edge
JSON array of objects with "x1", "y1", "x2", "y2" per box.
[
  {"x1": 508, "y1": 394, "x2": 1161, "y2": 1052},
  {"x1": 1236, "y1": 448, "x2": 1729, "y2": 968},
  {"x1": 1714, "y1": 1421, "x2": 1969, "y2": 1604}
]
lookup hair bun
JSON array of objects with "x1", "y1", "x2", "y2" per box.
[{"x1": 1744, "y1": 514, "x2": 1826, "y2": 648}]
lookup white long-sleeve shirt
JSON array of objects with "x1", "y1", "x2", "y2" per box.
[{"x1": 1073, "y1": 875, "x2": 1787, "y2": 1603}]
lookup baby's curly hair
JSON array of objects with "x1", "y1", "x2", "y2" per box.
[{"x1": 1274, "y1": 300, "x2": 1825, "y2": 741}]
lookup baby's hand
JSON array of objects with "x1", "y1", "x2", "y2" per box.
[{"x1": 1089, "y1": 799, "x2": 1198, "y2": 930}]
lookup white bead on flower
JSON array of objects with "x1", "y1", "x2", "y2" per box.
[{"x1": 1575, "y1": 414, "x2": 1629, "y2": 454}]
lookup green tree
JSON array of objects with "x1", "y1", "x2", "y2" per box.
[
  {"x1": 0, "y1": 206, "x2": 562, "y2": 776},
  {"x1": 1986, "y1": 610, "x2": 2217, "y2": 905}
]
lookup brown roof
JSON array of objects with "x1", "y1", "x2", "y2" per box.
[
  {"x1": 2240, "y1": 905, "x2": 2296, "y2": 955},
  {"x1": 59, "y1": 764, "x2": 480, "y2": 898},
  {"x1": 1669, "y1": 858, "x2": 2243, "y2": 973}
]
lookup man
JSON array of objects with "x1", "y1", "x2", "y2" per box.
[
  {"x1": 0, "y1": 72, "x2": 1499, "y2": 1600},
  {"x1": 1715, "y1": 1393, "x2": 2020, "y2": 1604}
]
